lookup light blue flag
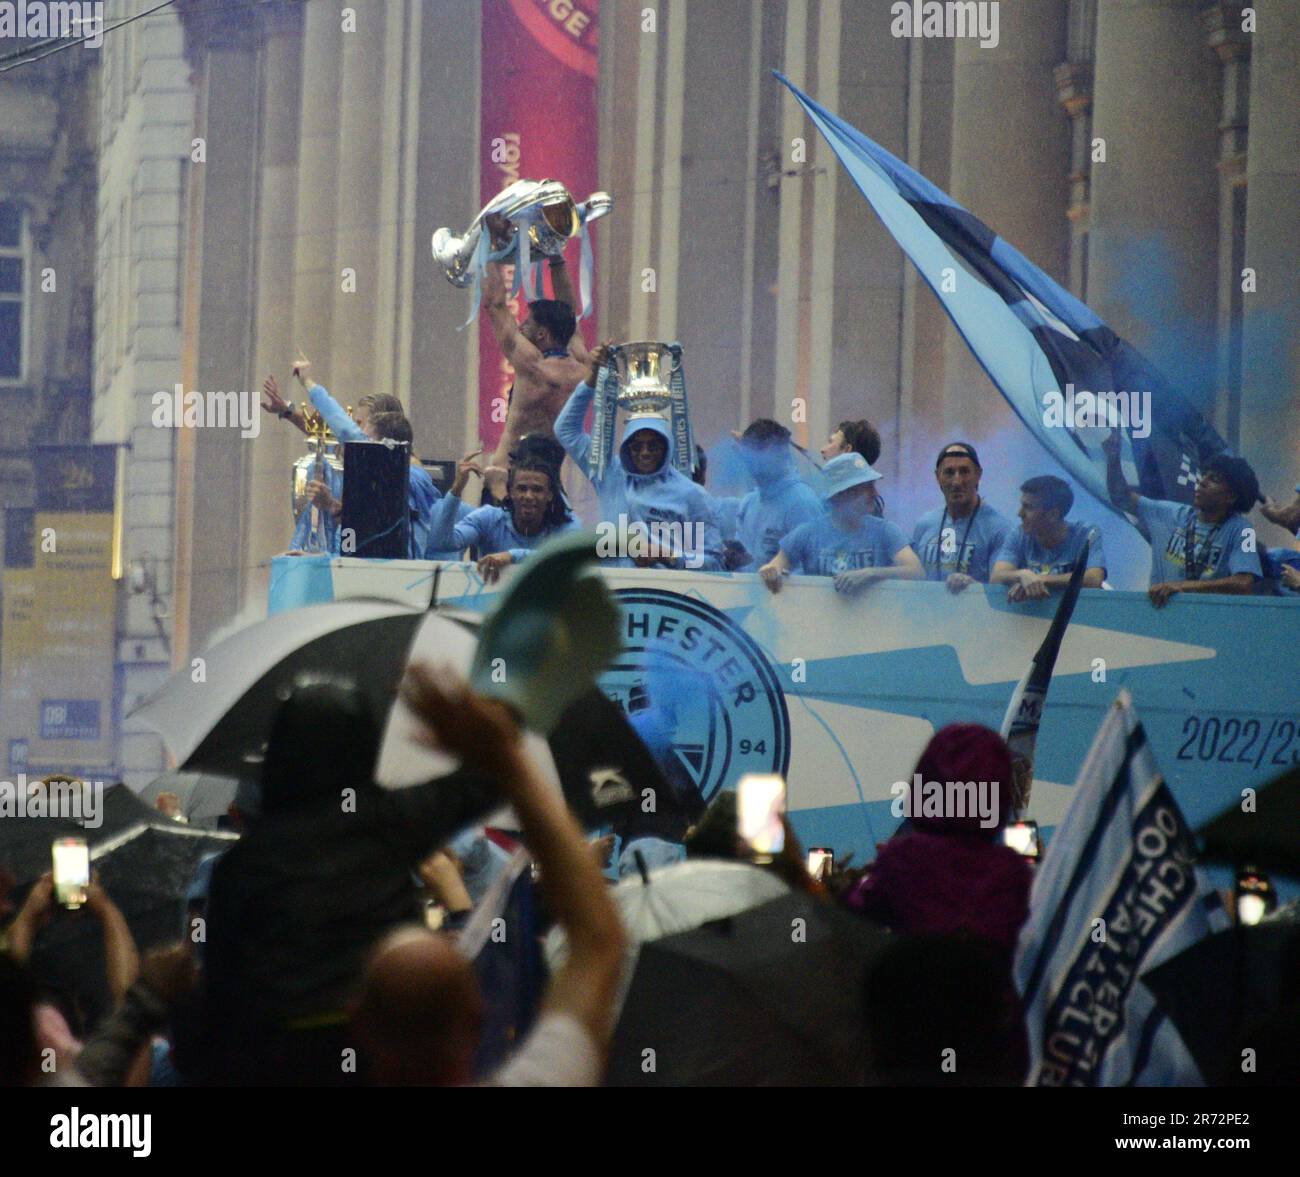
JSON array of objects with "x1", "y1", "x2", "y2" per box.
[
  {"x1": 775, "y1": 72, "x2": 1229, "y2": 520},
  {"x1": 1014, "y1": 690, "x2": 1229, "y2": 1086}
]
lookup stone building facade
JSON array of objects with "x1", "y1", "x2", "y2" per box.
[{"x1": 67, "y1": 0, "x2": 1300, "y2": 778}]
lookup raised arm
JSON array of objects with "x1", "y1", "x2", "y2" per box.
[
  {"x1": 292, "y1": 356, "x2": 367, "y2": 443},
  {"x1": 555, "y1": 382, "x2": 597, "y2": 479},
  {"x1": 85, "y1": 881, "x2": 141, "y2": 1010},
  {"x1": 401, "y1": 665, "x2": 624, "y2": 1056},
  {"x1": 483, "y1": 260, "x2": 545, "y2": 380},
  {"x1": 1103, "y1": 429, "x2": 1140, "y2": 513},
  {"x1": 262, "y1": 374, "x2": 307, "y2": 434},
  {"x1": 546, "y1": 257, "x2": 591, "y2": 366}
]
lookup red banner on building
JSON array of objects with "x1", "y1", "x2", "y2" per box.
[{"x1": 479, "y1": 0, "x2": 600, "y2": 451}]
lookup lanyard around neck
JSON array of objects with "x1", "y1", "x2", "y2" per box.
[
  {"x1": 1183, "y1": 513, "x2": 1224, "y2": 580},
  {"x1": 932, "y1": 499, "x2": 980, "y2": 579}
]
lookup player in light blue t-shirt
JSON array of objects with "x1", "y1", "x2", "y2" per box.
[
  {"x1": 1104, "y1": 434, "x2": 1263, "y2": 607},
  {"x1": 426, "y1": 452, "x2": 577, "y2": 581},
  {"x1": 760, "y1": 453, "x2": 922, "y2": 596},
  {"x1": 712, "y1": 418, "x2": 823, "y2": 571},
  {"x1": 991, "y1": 474, "x2": 1106, "y2": 602},
  {"x1": 910, "y1": 441, "x2": 1013, "y2": 593}
]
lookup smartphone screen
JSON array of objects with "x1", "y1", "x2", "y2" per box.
[
  {"x1": 738, "y1": 774, "x2": 786, "y2": 858},
  {"x1": 1002, "y1": 821, "x2": 1040, "y2": 859},
  {"x1": 807, "y1": 847, "x2": 834, "y2": 880},
  {"x1": 1236, "y1": 892, "x2": 1266, "y2": 926},
  {"x1": 52, "y1": 838, "x2": 90, "y2": 909}
]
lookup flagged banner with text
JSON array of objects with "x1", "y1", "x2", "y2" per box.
[
  {"x1": 479, "y1": 0, "x2": 600, "y2": 452},
  {"x1": 1014, "y1": 690, "x2": 1227, "y2": 1086}
]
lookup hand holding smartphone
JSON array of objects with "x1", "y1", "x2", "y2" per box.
[
  {"x1": 737, "y1": 774, "x2": 786, "y2": 860},
  {"x1": 52, "y1": 838, "x2": 90, "y2": 909},
  {"x1": 806, "y1": 847, "x2": 834, "y2": 881},
  {"x1": 1001, "y1": 820, "x2": 1041, "y2": 861}
]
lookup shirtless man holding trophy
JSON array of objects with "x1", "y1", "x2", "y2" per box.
[
  {"x1": 431, "y1": 179, "x2": 611, "y2": 503},
  {"x1": 481, "y1": 213, "x2": 589, "y2": 497}
]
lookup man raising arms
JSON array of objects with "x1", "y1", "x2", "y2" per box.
[{"x1": 481, "y1": 214, "x2": 590, "y2": 500}]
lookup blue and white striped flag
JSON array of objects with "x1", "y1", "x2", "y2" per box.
[
  {"x1": 1013, "y1": 690, "x2": 1227, "y2": 1086},
  {"x1": 775, "y1": 74, "x2": 1228, "y2": 517}
]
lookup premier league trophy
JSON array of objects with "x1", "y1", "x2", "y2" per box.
[
  {"x1": 588, "y1": 342, "x2": 695, "y2": 483},
  {"x1": 290, "y1": 405, "x2": 344, "y2": 553},
  {"x1": 431, "y1": 179, "x2": 611, "y2": 321}
]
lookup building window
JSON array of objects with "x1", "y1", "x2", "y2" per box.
[{"x1": 0, "y1": 199, "x2": 27, "y2": 383}]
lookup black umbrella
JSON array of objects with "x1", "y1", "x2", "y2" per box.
[
  {"x1": 1197, "y1": 764, "x2": 1300, "y2": 878},
  {"x1": 0, "y1": 784, "x2": 167, "y2": 884},
  {"x1": 20, "y1": 816, "x2": 237, "y2": 1031},
  {"x1": 605, "y1": 891, "x2": 889, "y2": 1086},
  {"x1": 1141, "y1": 920, "x2": 1300, "y2": 1086},
  {"x1": 0, "y1": 813, "x2": 82, "y2": 884},
  {"x1": 548, "y1": 688, "x2": 701, "y2": 839},
  {"x1": 89, "y1": 822, "x2": 238, "y2": 905}
]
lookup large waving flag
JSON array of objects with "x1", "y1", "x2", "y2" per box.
[
  {"x1": 1014, "y1": 691, "x2": 1227, "y2": 1086},
  {"x1": 776, "y1": 73, "x2": 1228, "y2": 517}
]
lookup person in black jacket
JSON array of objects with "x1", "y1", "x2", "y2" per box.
[{"x1": 180, "y1": 673, "x2": 499, "y2": 1086}]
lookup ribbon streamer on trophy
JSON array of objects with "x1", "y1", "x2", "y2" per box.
[
  {"x1": 431, "y1": 179, "x2": 612, "y2": 328},
  {"x1": 588, "y1": 341, "x2": 695, "y2": 484}
]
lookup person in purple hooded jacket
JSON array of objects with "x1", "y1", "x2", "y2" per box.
[{"x1": 846, "y1": 724, "x2": 1032, "y2": 958}]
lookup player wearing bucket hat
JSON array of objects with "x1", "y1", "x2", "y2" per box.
[{"x1": 758, "y1": 453, "x2": 922, "y2": 595}]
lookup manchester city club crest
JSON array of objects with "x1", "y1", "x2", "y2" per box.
[{"x1": 602, "y1": 589, "x2": 791, "y2": 804}]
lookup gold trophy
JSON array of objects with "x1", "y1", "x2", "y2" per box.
[{"x1": 290, "y1": 405, "x2": 344, "y2": 552}]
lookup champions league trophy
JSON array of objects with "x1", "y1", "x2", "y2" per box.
[
  {"x1": 290, "y1": 405, "x2": 344, "y2": 553},
  {"x1": 431, "y1": 179, "x2": 612, "y2": 322},
  {"x1": 588, "y1": 342, "x2": 695, "y2": 483}
]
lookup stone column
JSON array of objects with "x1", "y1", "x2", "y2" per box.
[
  {"x1": 175, "y1": 7, "x2": 260, "y2": 652},
  {"x1": 898, "y1": 36, "x2": 953, "y2": 513},
  {"x1": 1203, "y1": 3, "x2": 1252, "y2": 447},
  {"x1": 408, "y1": 0, "x2": 479, "y2": 459},
  {"x1": 942, "y1": 0, "x2": 1070, "y2": 506},
  {"x1": 330, "y1": 5, "x2": 387, "y2": 401},
  {"x1": 825, "y1": 0, "x2": 910, "y2": 478},
  {"x1": 245, "y1": 2, "x2": 304, "y2": 603},
  {"x1": 1087, "y1": 0, "x2": 1220, "y2": 384},
  {"x1": 290, "y1": 3, "x2": 341, "y2": 384},
  {"x1": 1240, "y1": 0, "x2": 1300, "y2": 538},
  {"x1": 1054, "y1": 61, "x2": 1093, "y2": 298}
]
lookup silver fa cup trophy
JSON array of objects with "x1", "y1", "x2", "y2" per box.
[
  {"x1": 588, "y1": 341, "x2": 695, "y2": 484},
  {"x1": 431, "y1": 179, "x2": 611, "y2": 319}
]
